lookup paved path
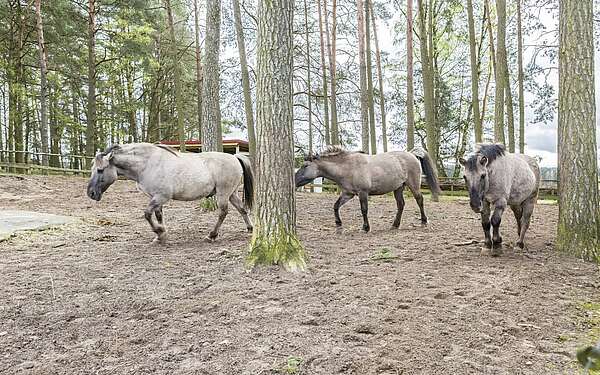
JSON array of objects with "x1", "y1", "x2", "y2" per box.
[{"x1": 0, "y1": 210, "x2": 75, "y2": 241}]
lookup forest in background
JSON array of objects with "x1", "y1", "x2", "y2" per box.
[{"x1": 0, "y1": 0, "x2": 597, "y2": 175}]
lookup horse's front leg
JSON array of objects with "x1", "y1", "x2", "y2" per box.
[
  {"x1": 491, "y1": 198, "x2": 507, "y2": 254},
  {"x1": 359, "y1": 192, "x2": 370, "y2": 233},
  {"x1": 333, "y1": 191, "x2": 354, "y2": 230},
  {"x1": 481, "y1": 200, "x2": 492, "y2": 249},
  {"x1": 145, "y1": 197, "x2": 168, "y2": 245}
]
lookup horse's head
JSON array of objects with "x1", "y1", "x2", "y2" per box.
[
  {"x1": 87, "y1": 147, "x2": 119, "y2": 201},
  {"x1": 295, "y1": 153, "x2": 321, "y2": 187},
  {"x1": 459, "y1": 154, "x2": 490, "y2": 213}
]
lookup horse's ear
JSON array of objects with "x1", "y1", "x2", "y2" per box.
[
  {"x1": 480, "y1": 155, "x2": 488, "y2": 167},
  {"x1": 459, "y1": 157, "x2": 466, "y2": 166}
]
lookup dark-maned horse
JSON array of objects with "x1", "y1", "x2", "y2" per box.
[
  {"x1": 295, "y1": 146, "x2": 442, "y2": 232},
  {"x1": 87, "y1": 143, "x2": 254, "y2": 244},
  {"x1": 460, "y1": 143, "x2": 540, "y2": 254}
]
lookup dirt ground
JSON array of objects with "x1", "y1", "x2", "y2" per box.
[{"x1": 0, "y1": 174, "x2": 598, "y2": 375}]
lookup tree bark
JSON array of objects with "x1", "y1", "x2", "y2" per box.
[
  {"x1": 557, "y1": 0, "x2": 600, "y2": 262},
  {"x1": 517, "y1": 0, "x2": 525, "y2": 153},
  {"x1": 317, "y1": 0, "x2": 330, "y2": 145},
  {"x1": 85, "y1": 0, "x2": 96, "y2": 167},
  {"x1": 304, "y1": 0, "x2": 313, "y2": 155},
  {"x1": 194, "y1": 0, "x2": 203, "y2": 142},
  {"x1": 35, "y1": 0, "x2": 49, "y2": 167},
  {"x1": 493, "y1": 0, "x2": 506, "y2": 144},
  {"x1": 365, "y1": 0, "x2": 376, "y2": 154},
  {"x1": 504, "y1": 67, "x2": 515, "y2": 152},
  {"x1": 357, "y1": 0, "x2": 369, "y2": 153},
  {"x1": 201, "y1": 0, "x2": 223, "y2": 152},
  {"x1": 406, "y1": 0, "x2": 415, "y2": 150},
  {"x1": 233, "y1": 0, "x2": 256, "y2": 158},
  {"x1": 417, "y1": 0, "x2": 437, "y2": 167},
  {"x1": 164, "y1": 0, "x2": 186, "y2": 152},
  {"x1": 369, "y1": 1, "x2": 387, "y2": 152},
  {"x1": 325, "y1": 0, "x2": 339, "y2": 144},
  {"x1": 248, "y1": 0, "x2": 306, "y2": 272},
  {"x1": 466, "y1": 0, "x2": 482, "y2": 143}
]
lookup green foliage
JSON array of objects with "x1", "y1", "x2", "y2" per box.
[
  {"x1": 370, "y1": 247, "x2": 398, "y2": 262},
  {"x1": 273, "y1": 356, "x2": 303, "y2": 374},
  {"x1": 246, "y1": 223, "x2": 307, "y2": 272}
]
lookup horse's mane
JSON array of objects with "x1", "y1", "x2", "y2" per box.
[
  {"x1": 312, "y1": 145, "x2": 365, "y2": 160},
  {"x1": 465, "y1": 143, "x2": 506, "y2": 170}
]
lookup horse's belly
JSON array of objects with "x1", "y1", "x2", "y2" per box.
[{"x1": 172, "y1": 185, "x2": 214, "y2": 201}]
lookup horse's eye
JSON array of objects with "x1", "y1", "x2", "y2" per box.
[
  {"x1": 480, "y1": 175, "x2": 486, "y2": 180},
  {"x1": 97, "y1": 168, "x2": 104, "y2": 174}
]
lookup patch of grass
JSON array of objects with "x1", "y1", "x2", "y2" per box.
[
  {"x1": 199, "y1": 197, "x2": 218, "y2": 211},
  {"x1": 273, "y1": 356, "x2": 303, "y2": 374},
  {"x1": 370, "y1": 247, "x2": 398, "y2": 262}
]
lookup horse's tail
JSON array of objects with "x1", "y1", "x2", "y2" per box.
[
  {"x1": 235, "y1": 154, "x2": 254, "y2": 210},
  {"x1": 410, "y1": 148, "x2": 442, "y2": 202}
]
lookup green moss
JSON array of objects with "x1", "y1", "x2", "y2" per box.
[
  {"x1": 557, "y1": 222, "x2": 600, "y2": 264},
  {"x1": 246, "y1": 223, "x2": 307, "y2": 272}
]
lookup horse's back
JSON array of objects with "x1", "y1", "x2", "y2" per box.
[
  {"x1": 507, "y1": 153, "x2": 540, "y2": 204},
  {"x1": 366, "y1": 151, "x2": 419, "y2": 194}
]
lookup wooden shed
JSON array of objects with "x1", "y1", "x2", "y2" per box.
[{"x1": 160, "y1": 139, "x2": 249, "y2": 155}]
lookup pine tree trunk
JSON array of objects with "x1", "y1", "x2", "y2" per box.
[
  {"x1": 233, "y1": 0, "x2": 256, "y2": 158},
  {"x1": 194, "y1": 0, "x2": 203, "y2": 142},
  {"x1": 85, "y1": 0, "x2": 96, "y2": 167},
  {"x1": 35, "y1": 0, "x2": 49, "y2": 168},
  {"x1": 504, "y1": 69, "x2": 515, "y2": 152},
  {"x1": 517, "y1": 0, "x2": 525, "y2": 153},
  {"x1": 126, "y1": 65, "x2": 138, "y2": 142},
  {"x1": 248, "y1": 0, "x2": 306, "y2": 272},
  {"x1": 304, "y1": 0, "x2": 313, "y2": 155},
  {"x1": 357, "y1": 0, "x2": 369, "y2": 153},
  {"x1": 406, "y1": 0, "x2": 415, "y2": 150},
  {"x1": 164, "y1": 0, "x2": 186, "y2": 152},
  {"x1": 317, "y1": 0, "x2": 330, "y2": 145},
  {"x1": 557, "y1": 0, "x2": 600, "y2": 262},
  {"x1": 201, "y1": 0, "x2": 223, "y2": 152},
  {"x1": 365, "y1": 0, "x2": 376, "y2": 154},
  {"x1": 466, "y1": 0, "x2": 482, "y2": 143},
  {"x1": 325, "y1": 0, "x2": 339, "y2": 144},
  {"x1": 368, "y1": 1, "x2": 386, "y2": 152},
  {"x1": 494, "y1": 0, "x2": 506, "y2": 144},
  {"x1": 417, "y1": 0, "x2": 437, "y2": 167}
]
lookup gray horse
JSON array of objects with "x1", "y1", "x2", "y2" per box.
[
  {"x1": 87, "y1": 143, "x2": 254, "y2": 244},
  {"x1": 459, "y1": 143, "x2": 540, "y2": 253},
  {"x1": 295, "y1": 146, "x2": 442, "y2": 232}
]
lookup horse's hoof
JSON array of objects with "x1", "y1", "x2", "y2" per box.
[
  {"x1": 335, "y1": 226, "x2": 344, "y2": 234},
  {"x1": 490, "y1": 247, "x2": 503, "y2": 257},
  {"x1": 205, "y1": 233, "x2": 217, "y2": 242},
  {"x1": 152, "y1": 236, "x2": 167, "y2": 245},
  {"x1": 362, "y1": 226, "x2": 370, "y2": 233},
  {"x1": 247, "y1": 227, "x2": 253, "y2": 233}
]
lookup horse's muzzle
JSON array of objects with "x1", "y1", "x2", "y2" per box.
[{"x1": 87, "y1": 187, "x2": 102, "y2": 201}]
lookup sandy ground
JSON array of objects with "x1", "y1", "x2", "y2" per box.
[{"x1": 0, "y1": 174, "x2": 598, "y2": 374}]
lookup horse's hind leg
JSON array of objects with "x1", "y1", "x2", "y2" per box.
[
  {"x1": 392, "y1": 185, "x2": 405, "y2": 229},
  {"x1": 406, "y1": 180, "x2": 427, "y2": 224},
  {"x1": 517, "y1": 197, "x2": 535, "y2": 250},
  {"x1": 510, "y1": 204, "x2": 522, "y2": 236},
  {"x1": 229, "y1": 193, "x2": 253, "y2": 232},
  {"x1": 207, "y1": 194, "x2": 230, "y2": 241},
  {"x1": 145, "y1": 197, "x2": 168, "y2": 244}
]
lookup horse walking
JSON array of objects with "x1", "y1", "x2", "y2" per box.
[
  {"x1": 87, "y1": 143, "x2": 254, "y2": 244},
  {"x1": 459, "y1": 143, "x2": 540, "y2": 253},
  {"x1": 295, "y1": 146, "x2": 441, "y2": 232}
]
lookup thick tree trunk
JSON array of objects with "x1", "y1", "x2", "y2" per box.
[
  {"x1": 201, "y1": 0, "x2": 223, "y2": 152},
  {"x1": 417, "y1": 0, "x2": 437, "y2": 167},
  {"x1": 517, "y1": 0, "x2": 525, "y2": 153},
  {"x1": 365, "y1": 0, "x2": 376, "y2": 154},
  {"x1": 248, "y1": 0, "x2": 306, "y2": 271},
  {"x1": 369, "y1": 2, "x2": 387, "y2": 152},
  {"x1": 164, "y1": 0, "x2": 186, "y2": 152},
  {"x1": 557, "y1": 0, "x2": 600, "y2": 262},
  {"x1": 466, "y1": 0, "x2": 482, "y2": 143},
  {"x1": 194, "y1": 0, "x2": 203, "y2": 142},
  {"x1": 317, "y1": 0, "x2": 330, "y2": 145},
  {"x1": 493, "y1": 0, "x2": 506, "y2": 144},
  {"x1": 35, "y1": 0, "x2": 49, "y2": 167},
  {"x1": 406, "y1": 0, "x2": 415, "y2": 150},
  {"x1": 85, "y1": 0, "x2": 96, "y2": 167},
  {"x1": 304, "y1": 0, "x2": 313, "y2": 155},
  {"x1": 233, "y1": 0, "x2": 256, "y2": 158},
  {"x1": 357, "y1": 0, "x2": 369, "y2": 153},
  {"x1": 325, "y1": 0, "x2": 339, "y2": 144}
]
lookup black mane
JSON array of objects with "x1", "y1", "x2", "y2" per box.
[{"x1": 465, "y1": 143, "x2": 506, "y2": 170}]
